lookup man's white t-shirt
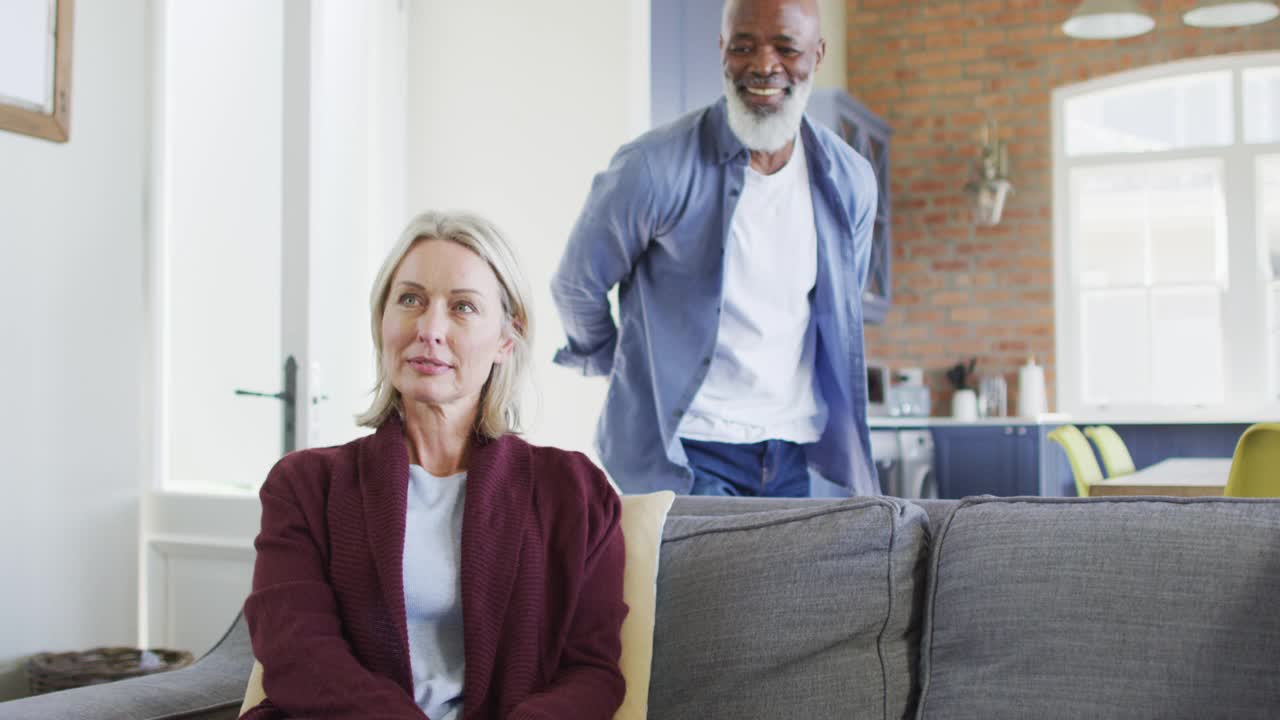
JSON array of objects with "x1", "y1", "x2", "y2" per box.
[{"x1": 678, "y1": 136, "x2": 827, "y2": 445}]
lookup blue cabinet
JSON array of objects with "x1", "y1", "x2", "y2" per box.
[
  {"x1": 933, "y1": 425, "x2": 1069, "y2": 499},
  {"x1": 937, "y1": 422, "x2": 1249, "y2": 500},
  {"x1": 1099, "y1": 424, "x2": 1250, "y2": 468},
  {"x1": 1039, "y1": 422, "x2": 1248, "y2": 493},
  {"x1": 650, "y1": 1, "x2": 893, "y2": 323}
]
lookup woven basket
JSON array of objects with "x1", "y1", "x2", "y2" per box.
[{"x1": 26, "y1": 647, "x2": 194, "y2": 695}]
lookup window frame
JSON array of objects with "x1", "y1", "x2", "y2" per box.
[{"x1": 1053, "y1": 52, "x2": 1280, "y2": 422}]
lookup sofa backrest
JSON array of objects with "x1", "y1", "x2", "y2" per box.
[
  {"x1": 668, "y1": 495, "x2": 957, "y2": 539},
  {"x1": 650, "y1": 497, "x2": 931, "y2": 720},
  {"x1": 917, "y1": 496, "x2": 1280, "y2": 719}
]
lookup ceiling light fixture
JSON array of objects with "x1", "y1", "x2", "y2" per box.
[
  {"x1": 1062, "y1": 0, "x2": 1156, "y2": 39},
  {"x1": 1183, "y1": 0, "x2": 1280, "y2": 27}
]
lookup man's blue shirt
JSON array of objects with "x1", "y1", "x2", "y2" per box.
[{"x1": 551, "y1": 98, "x2": 879, "y2": 495}]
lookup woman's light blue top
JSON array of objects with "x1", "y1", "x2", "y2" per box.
[{"x1": 402, "y1": 464, "x2": 466, "y2": 720}]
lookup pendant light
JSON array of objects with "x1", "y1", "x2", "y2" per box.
[
  {"x1": 1183, "y1": 0, "x2": 1279, "y2": 27},
  {"x1": 1062, "y1": 0, "x2": 1156, "y2": 39}
]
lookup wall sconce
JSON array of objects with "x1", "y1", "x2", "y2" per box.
[
  {"x1": 1062, "y1": 0, "x2": 1155, "y2": 39},
  {"x1": 964, "y1": 121, "x2": 1012, "y2": 226},
  {"x1": 1183, "y1": 0, "x2": 1279, "y2": 27}
]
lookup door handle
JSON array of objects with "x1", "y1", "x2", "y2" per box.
[
  {"x1": 234, "y1": 355, "x2": 298, "y2": 456},
  {"x1": 234, "y1": 389, "x2": 293, "y2": 402}
]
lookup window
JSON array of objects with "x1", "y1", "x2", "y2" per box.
[
  {"x1": 151, "y1": 0, "x2": 405, "y2": 493},
  {"x1": 1054, "y1": 54, "x2": 1280, "y2": 419},
  {"x1": 1263, "y1": 156, "x2": 1280, "y2": 398},
  {"x1": 156, "y1": 0, "x2": 288, "y2": 493},
  {"x1": 1245, "y1": 67, "x2": 1280, "y2": 144},
  {"x1": 1063, "y1": 71, "x2": 1233, "y2": 155}
]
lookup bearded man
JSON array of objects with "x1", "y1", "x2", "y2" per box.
[{"x1": 551, "y1": 0, "x2": 879, "y2": 498}]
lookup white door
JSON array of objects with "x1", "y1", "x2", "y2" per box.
[{"x1": 141, "y1": 0, "x2": 406, "y2": 656}]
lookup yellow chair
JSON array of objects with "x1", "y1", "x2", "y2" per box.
[
  {"x1": 1084, "y1": 425, "x2": 1136, "y2": 478},
  {"x1": 1048, "y1": 425, "x2": 1104, "y2": 497},
  {"x1": 1224, "y1": 423, "x2": 1280, "y2": 498}
]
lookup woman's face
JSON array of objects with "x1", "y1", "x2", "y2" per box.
[{"x1": 381, "y1": 239, "x2": 513, "y2": 420}]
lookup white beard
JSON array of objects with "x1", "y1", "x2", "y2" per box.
[{"x1": 723, "y1": 74, "x2": 813, "y2": 152}]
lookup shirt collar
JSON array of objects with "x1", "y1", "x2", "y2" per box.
[
  {"x1": 798, "y1": 112, "x2": 834, "y2": 178},
  {"x1": 708, "y1": 98, "x2": 746, "y2": 166}
]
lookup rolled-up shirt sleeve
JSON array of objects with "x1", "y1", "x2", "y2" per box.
[{"x1": 551, "y1": 144, "x2": 657, "y2": 377}]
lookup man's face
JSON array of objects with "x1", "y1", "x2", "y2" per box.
[{"x1": 720, "y1": 0, "x2": 825, "y2": 118}]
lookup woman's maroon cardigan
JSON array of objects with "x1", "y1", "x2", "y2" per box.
[{"x1": 241, "y1": 416, "x2": 628, "y2": 719}]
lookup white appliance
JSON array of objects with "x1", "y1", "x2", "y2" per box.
[
  {"x1": 952, "y1": 389, "x2": 978, "y2": 420},
  {"x1": 1017, "y1": 357, "x2": 1047, "y2": 417},
  {"x1": 870, "y1": 428, "x2": 936, "y2": 499},
  {"x1": 895, "y1": 367, "x2": 925, "y2": 386},
  {"x1": 890, "y1": 366, "x2": 930, "y2": 417}
]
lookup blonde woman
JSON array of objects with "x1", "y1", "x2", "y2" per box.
[{"x1": 242, "y1": 211, "x2": 627, "y2": 719}]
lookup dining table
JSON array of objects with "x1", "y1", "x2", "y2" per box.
[{"x1": 1087, "y1": 457, "x2": 1233, "y2": 497}]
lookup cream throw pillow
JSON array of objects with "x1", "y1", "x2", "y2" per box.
[
  {"x1": 239, "y1": 660, "x2": 264, "y2": 717},
  {"x1": 240, "y1": 490, "x2": 674, "y2": 719},
  {"x1": 613, "y1": 489, "x2": 675, "y2": 719}
]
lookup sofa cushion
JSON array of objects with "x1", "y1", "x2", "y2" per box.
[
  {"x1": 614, "y1": 490, "x2": 676, "y2": 720},
  {"x1": 649, "y1": 497, "x2": 929, "y2": 720},
  {"x1": 918, "y1": 496, "x2": 1280, "y2": 719}
]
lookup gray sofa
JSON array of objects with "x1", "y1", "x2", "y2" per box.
[{"x1": 4, "y1": 494, "x2": 1279, "y2": 719}]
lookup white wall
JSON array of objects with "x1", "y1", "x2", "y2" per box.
[
  {"x1": 406, "y1": 0, "x2": 650, "y2": 459},
  {"x1": 0, "y1": 0, "x2": 148, "y2": 700},
  {"x1": 816, "y1": 0, "x2": 846, "y2": 90}
]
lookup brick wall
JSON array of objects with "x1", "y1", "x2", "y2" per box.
[{"x1": 845, "y1": 0, "x2": 1280, "y2": 415}]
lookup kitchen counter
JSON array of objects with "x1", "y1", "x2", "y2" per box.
[
  {"x1": 869, "y1": 414, "x2": 1069, "y2": 428},
  {"x1": 1061, "y1": 415, "x2": 1276, "y2": 425},
  {"x1": 869, "y1": 413, "x2": 1271, "y2": 428}
]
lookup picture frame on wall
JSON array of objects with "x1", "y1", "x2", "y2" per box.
[{"x1": 0, "y1": 0, "x2": 74, "y2": 143}]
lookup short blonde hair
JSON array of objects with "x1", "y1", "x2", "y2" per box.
[{"x1": 357, "y1": 211, "x2": 533, "y2": 438}]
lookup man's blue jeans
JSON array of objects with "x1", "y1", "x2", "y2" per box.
[{"x1": 681, "y1": 438, "x2": 811, "y2": 497}]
